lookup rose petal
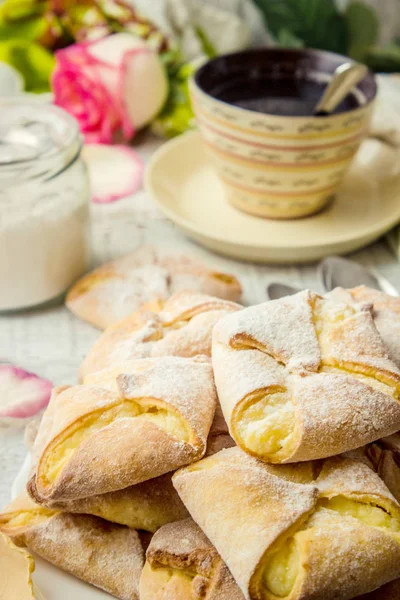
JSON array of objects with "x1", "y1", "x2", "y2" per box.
[
  {"x1": 121, "y1": 46, "x2": 168, "y2": 130},
  {"x1": 85, "y1": 33, "x2": 143, "y2": 67},
  {"x1": 0, "y1": 365, "x2": 52, "y2": 421},
  {"x1": 52, "y1": 44, "x2": 123, "y2": 145},
  {"x1": 82, "y1": 144, "x2": 144, "y2": 203}
]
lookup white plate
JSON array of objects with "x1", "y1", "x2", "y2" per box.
[
  {"x1": 12, "y1": 456, "x2": 115, "y2": 600},
  {"x1": 146, "y1": 131, "x2": 400, "y2": 263}
]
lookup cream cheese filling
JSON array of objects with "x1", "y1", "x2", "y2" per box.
[
  {"x1": 41, "y1": 399, "x2": 190, "y2": 485},
  {"x1": 141, "y1": 561, "x2": 197, "y2": 600},
  {"x1": 236, "y1": 391, "x2": 296, "y2": 461},
  {"x1": 2, "y1": 507, "x2": 56, "y2": 530},
  {"x1": 261, "y1": 495, "x2": 400, "y2": 598}
]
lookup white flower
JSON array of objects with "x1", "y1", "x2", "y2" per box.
[{"x1": 165, "y1": 0, "x2": 270, "y2": 60}]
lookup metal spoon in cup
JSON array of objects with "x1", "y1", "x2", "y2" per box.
[
  {"x1": 314, "y1": 61, "x2": 400, "y2": 148},
  {"x1": 314, "y1": 62, "x2": 368, "y2": 116}
]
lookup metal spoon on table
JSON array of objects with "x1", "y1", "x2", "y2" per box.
[
  {"x1": 319, "y1": 256, "x2": 399, "y2": 296},
  {"x1": 267, "y1": 282, "x2": 300, "y2": 300},
  {"x1": 266, "y1": 256, "x2": 399, "y2": 300}
]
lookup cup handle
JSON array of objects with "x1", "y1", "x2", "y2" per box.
[{"x1": 367, "y1": 126, "x2": 400, "y2": 149}]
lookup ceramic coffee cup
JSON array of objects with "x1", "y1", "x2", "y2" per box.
[{"x1": 190, "y1": 48, "x2": 377, "y2": 219}]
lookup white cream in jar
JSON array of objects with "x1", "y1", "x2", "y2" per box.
[{"x1": 0, "y1": 101, "x2": 90, "y2": 311}]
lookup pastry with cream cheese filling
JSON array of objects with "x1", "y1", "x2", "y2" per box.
[
  {"x1": 212, "y1": 290, "x2": 400, "y2": 463},
  {"x1": 327, "y1": 285, "x2": 400, "y2": 368},
  {"x1": 0, "y1": 492, "x2": 144, "y2": 600},
  {"x1": 139, "y1": 518, "x2": 244, "y2": 600},
  {"x1": 30, "y1": 356, "x2": 216, "y2": 502},
  {"x1": 66, "y1": 246, "x2": 242, "y2": 330},
  {"x1": 79, "y1": 291, "x2": 241, "y2": 380},
  {"x1": 28, "y1": 403, "x2": 233, "y2": 531},
  {"x1": 173, "y1": 447, "x2": 400, "y2": 600}
]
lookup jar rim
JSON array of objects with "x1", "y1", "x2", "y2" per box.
[{"x1": 0, "y1": 98, "x2": 83, "y2": 180}]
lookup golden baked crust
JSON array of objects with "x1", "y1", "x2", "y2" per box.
[
  {"x1": 28, "y1": 472, "x2": 189, "y2": 533},
  {"x1": 327, "y1": 285, "x2": 400, "y2": 367},
  {"x1": 0, "y1": 492, "x2": 144, "y2": 600},
  {"x1": 346, "y1": 435, "x2": 400, "y2": 526},
  {"x1": 140, "y1": 518, "x2": 244, "y2": 600},
  {"x1": 173, "y1": 447, "x2": 400, "y2": 600},
  {"x1": 349, "y1": 285, "x2": 400, "y2": 314},
  {"x1": 28, "y1": 385, "x2": 70, "y2": 467},
  {"x1": 212, "y1": 290, "x2": 400, "y2": 463},
  {"x1": 205, "y1": 404, "x2": 236, "y2": 457},
  {"x1": 365, "y1": 433, "x2": 400, "y2": 504},
  {"x1": 79, "y1": 291, "x2": 241, "y2": 380},
  {"x1": 27, "y1": 399, "x2": 233, "y2": 531},
  {"x1": 66, "y1": 246, "x2": 242, "y2": 329},
  {"x1": 30, "y1": 356, "x2": 216, "y2": 502}
]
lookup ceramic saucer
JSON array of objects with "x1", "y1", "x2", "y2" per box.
[{"x1": 146, "y1": 131, "x2": 400, "y2": 263}]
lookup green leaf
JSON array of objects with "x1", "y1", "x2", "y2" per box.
[
  {"x1": 253, "y1": 0, "x2": 347, "y2": 54},
  {"x1": 194, "y1": 26, "x2": 217, "y2": 58},
  {"x1": 0, "y1": 0, "x2": 48, "y2": 42},
  {"x1": 365, "y1": 44, "x2": 400, "y2": 73},
  {"x1": 276, "y1": 28, "x2": 305, "y2": 48},
  {"x1": 0, "y1": 39, "x2": 55, "y2": 92},
  {"x1": 345, "y1": 1, "x2": 379, "y2": 61},
  {"x1": 0, "y1": 15, "x2": 47, "y2": 42},
  {"x1": 0, "y1": 0, "x2": 45, "y2": 21},
  {"x1": 152, "y1": 61, "x2": 198, "y2": 138}
]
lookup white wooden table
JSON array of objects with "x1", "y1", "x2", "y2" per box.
[{"x1": 1, "y1": 133, "x2": 400, "y2": 508}]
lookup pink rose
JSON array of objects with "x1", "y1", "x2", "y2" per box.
[{"x1": 52, "y1": 33, "x2": 168, "y2": 144}]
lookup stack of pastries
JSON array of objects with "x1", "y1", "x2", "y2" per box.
[{"x1": 4, "y1": 287, "x2": 400, "y2": 600}]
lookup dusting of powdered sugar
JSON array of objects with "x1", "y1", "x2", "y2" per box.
[
  {"x1": 117, "y1": 356, "x2": 216, "y2": 446},
  {"x1": 214, "y1": 290, "x2": 320, "y2": 372},
  {"x1": 81, "y1": 292, "x2": 241, "y2": 379},
  {"x1": 212, "y1": 290, "x2": 400, "y2": 459},
  {"x1": 68, "y1": 245, "x2": 241, "y2": 328}
]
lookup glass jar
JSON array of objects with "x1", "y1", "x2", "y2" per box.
[{"x1": 0, "y1": 99, "x2": 91, "y2": 312}]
